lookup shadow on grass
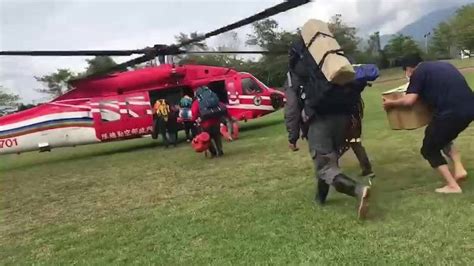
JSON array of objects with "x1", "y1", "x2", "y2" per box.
[{"x1": 239, "y1": 118, "x2": 283, "y2": 132}]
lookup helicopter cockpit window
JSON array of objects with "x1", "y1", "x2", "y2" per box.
[{"x1": 241, "y1": 77, "x2": 262, "y2": 95}]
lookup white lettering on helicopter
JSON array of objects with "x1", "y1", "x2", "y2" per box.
[
  {"x1": 99, "y1": 127, "x2": 152, "y2": 141},
  {"x1": 0, "y1": 138, "x2": 18, "y2": 149}
]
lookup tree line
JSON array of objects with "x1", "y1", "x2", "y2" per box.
[{"x1": 1, "y1": 4, "x2": 472, "y2": 106}]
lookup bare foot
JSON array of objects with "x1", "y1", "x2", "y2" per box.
[
  {"x1": 454, "y1": 169, "x2": 468, "y2": 181},
  {"x1": 435, "y1": 185, "x2": 462, "y2": 194}
]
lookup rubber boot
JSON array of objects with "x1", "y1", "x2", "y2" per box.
[
  {"x1": 332, "y1": 174, "x2": 371, "y2": 219},
  {"x1": 316, "y1": 178, "x2": 330, "y2": 205}
]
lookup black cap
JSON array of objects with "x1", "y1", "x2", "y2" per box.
[{"x1": 401, "y1": 53, "x2": 423, "y2": 70}]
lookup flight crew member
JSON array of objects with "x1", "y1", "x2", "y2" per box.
[
  {"x1": 191, "y1": 88, "x2": 224, "y2": 157},
  {"x1": 341, "y1": 95, "x2": 374, "y2": 179},
  {"x1": 179, "y1": 94, "x2": 196, "y2": 142},
  {"x1": 285, "y1": 38, "x2": 371, "y2": 219},
  {"x1": 383, "y1": 54, "x2": 474, "y2": 193},
  {"x1": 153, "y1": 99, "x2": 170, "y2": 147},
  {"x1": 167, "y1": 104, "x2": 179, "y2": 147}
]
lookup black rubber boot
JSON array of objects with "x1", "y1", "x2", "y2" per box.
[
  {"x1": 316, "y1": 178, "x2": 330, "y2": 205},
  {"x1": 332, "y1": 174, "x2": 371, "y2": 219}
]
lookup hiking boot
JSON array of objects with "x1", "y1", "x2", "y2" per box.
[
  {"x1": 288, "y1": 143, "x2": 299, "y2": 152},
  {"x1": 316, "y1": 178, "x2": 330, "y2": 205},
  {"x1": 332, "y1": 174, "x2": 371, "y2": 220}
]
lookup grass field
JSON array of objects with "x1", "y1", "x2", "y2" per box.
[
  {"x1": 377, "y1": 58, "x2": 474, "y2": 82},
  {"x1": 1, "y1": 73, "x2": 474, "y2": 265}
]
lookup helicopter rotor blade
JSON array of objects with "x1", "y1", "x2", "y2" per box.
[
  {"x1": 176, "y1": 0, "x2": 310, "y2": 48},
  {"x1": 107, "y1": 0, "x2": 309, "y2": 75},
  {"x1": 0, "y1": 50, "x2": 147, "y2": 56},
  {"x1": 92, "y1": 45, "x2": 174, "y2": 76},
  {"x1": 183, "y1": 50, "x2": 287, "y2": 55}
]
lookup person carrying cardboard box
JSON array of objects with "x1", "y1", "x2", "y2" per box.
[{"x1": 383, "y1": 54, "x2": 474, "y2": 194}]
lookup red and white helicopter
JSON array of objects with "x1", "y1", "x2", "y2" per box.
[{"x1": 0, "y1": 0, "x2": 310, "y2": 155}]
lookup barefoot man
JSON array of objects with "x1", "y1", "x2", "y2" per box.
[{"x1": 383, "y1": 54, "x2": 474, "y2": 193}]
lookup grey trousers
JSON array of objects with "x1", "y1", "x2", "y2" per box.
[{"x1": 308, "y1": 114, "x2": 349, "y2": 185}]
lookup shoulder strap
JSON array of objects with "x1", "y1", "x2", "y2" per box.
[
  {"x1": 306, "y1": 31, "x2": 335, "y2": 49},
  {"x1": 318, "y1": 49, "x2": 345, "y2": 69},
  {"x1": 304, "y1": 31, "x2": 345, "y2": 70}
]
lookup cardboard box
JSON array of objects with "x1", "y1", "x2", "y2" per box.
[
  {"x1": 301, "y1": 19, "x2": 355, "y2": 85},
  {"x1": 382, "y1": 83, "x2": 432, "y2": 130}
]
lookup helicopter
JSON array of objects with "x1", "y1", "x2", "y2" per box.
[{"x1": 0, "y1": 0, "x2": 311, "y2": 155}]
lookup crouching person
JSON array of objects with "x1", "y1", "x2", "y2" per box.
[
  {"x1": 191, "y1": 86, "x2": 225, "y2": 157},
  {"x1": 383, "y1": 54, "x2": 474, "y2": 193}
]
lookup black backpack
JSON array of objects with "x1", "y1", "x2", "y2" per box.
[
  {"x1": 196, "y1": 86, "x2": 227, "y2": 120},
  {"x1": 288, "y1": 36, "x2": 332, "y2": 118}
]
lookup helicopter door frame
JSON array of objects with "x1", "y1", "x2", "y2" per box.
[{"x1": 225, "y1": 76, "x2": 240, "y2": 106}]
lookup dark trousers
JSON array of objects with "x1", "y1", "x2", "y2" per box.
[
  {"x1": 205, "y1": 124, "x2": 223, "y2": 156},
  {"x1": 184, "y1": 121, "x2": 196, "y2": 140},
  {"x1": 349, "y1": 142, "x2": 372, "y2": 173},
  {"x1": 168, "y1": 131, "x2": 178, "y2": 146},
  {"x1": 155, "y1": 117, "x2": 169, "y2": 146},
  {"x1": 421, "y1": 114, "x2": 472, "y2": 168}
]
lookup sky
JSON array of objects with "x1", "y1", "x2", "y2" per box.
[{"x1": 0, "y1": 0, "x2": 471, "y2": 103}]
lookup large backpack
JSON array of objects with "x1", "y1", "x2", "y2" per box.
[
  {"x1": 288, "y1": 37, "x2": 378, "y2": 118},
  {"x1": 289, "y1": 36, "x2": 332, "y2": 119},
  {"x1": 196, "y1": 86, "x2": 227, "y2": 120},
  {"x1": 155, "y1": 99, "x2": 170, "y2": 120},
  {"x1": 179, "y1": 96, "x2": 193, "y2": 108}
]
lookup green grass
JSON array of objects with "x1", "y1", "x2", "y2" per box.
[
  {"x1": 1, "y1": 74, "x2": 474, "y2": 265},
  {"x1": 377, "y1": 58, "x2": 474, "y2": 82}
]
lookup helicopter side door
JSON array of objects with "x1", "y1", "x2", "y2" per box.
[{"x1": 92, "y1": 92, "x2": 153, "y2": 141}]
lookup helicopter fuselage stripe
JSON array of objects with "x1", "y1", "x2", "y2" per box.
[
  {"x1": 227, "y1": 104, "x2": 274, "y2": 111},
  {"x1": 0, "y1": 112, "x2": 92, "y2": 131},
  {"x1": 0, "y1": 118, "x2": 93, "y2": 138},
  {"x1": 237, "y1": 95, "x2": 271, "y2": 100}
]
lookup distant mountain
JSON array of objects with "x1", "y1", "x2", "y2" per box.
[{"x1": 380, "y1": 7, "x2": 458, "y2": 48}]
